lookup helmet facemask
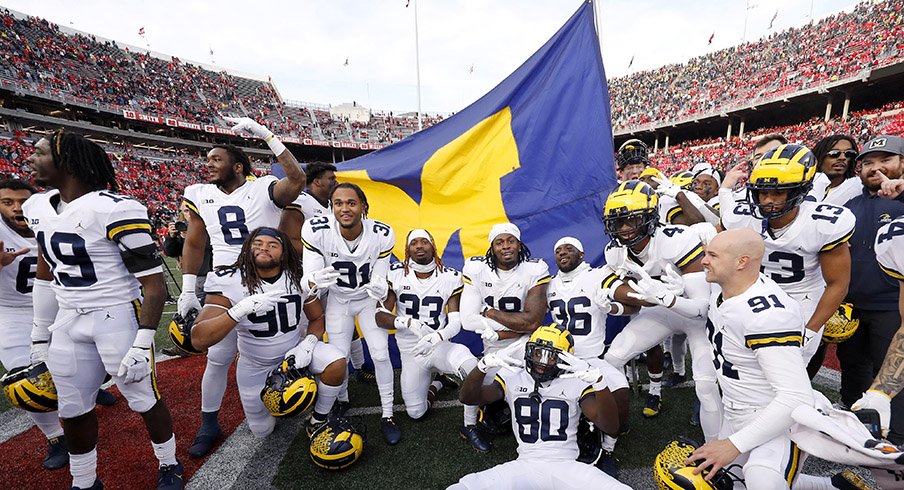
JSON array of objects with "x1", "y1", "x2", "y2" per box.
[
  {"x1": 746, "y1": 181, "x2": 811, "y2": 220},
  {"x1": 525, "y1": 342, "x2": 563, "y2": 383},
  {"x1": 603, "y1": 209, "x2": 657, "y2": 247}
]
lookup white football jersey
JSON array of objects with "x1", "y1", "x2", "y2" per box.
[
  {"x1": 285, "y1": 191, "x2": 330, "y2": 221},
  {"x1": 547, "y1": 265, "x2": 608, "y2": 359},
  {"x1": 720, "y1": 199, "x2": 855, "y2": 296},
  {"x1": 601, "y1": 224, "x2": 705, "y2": 289},
  {"x1": 204, "y1": 267, "x2": 313, "y2": 365},
  {"x1": 706, "y1": 275, "x2": 804, "y2": 410},
  {"x1": 183, "y1": 175, "x2": 283, "y2": 267},
  {"x1": 462, "y1": 257, "x2": 550, "y2": 313},
  {"x1": 0, "y1": 218, "x2": 37, "y2": 307},
  {"x1": 301, "y1": 215, "x2": 395, "y2": 302},
  {"x1": 876, "y1": 216, "x2": 904, "y2": 282},
  {"x1": 22, "y1": 190, "x2": 154, "y2": 309},
  {"x1": 658, "y1": 192, "x2": 709, "y2": 224},
  {"x1": 810, "y1": 174, "x2": 862, "y2": 207},
  {"x1": 387, "y1": 262, "x2": 463, "y2": 351},
  {"x1": 494, "y1": 366, "x2": 594, "y2": 461}
]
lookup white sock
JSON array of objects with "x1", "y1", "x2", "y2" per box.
[
  {"x1": 31, "y1": 411, "x2": 64, "y2": 439},
  {"x1": 151, "y1": 434, "x2": 177, "y2": 466},
  {"x1": 200, "y1": 360, "x2": 230, "y2": 412},
  {"x1": 792, "y1": 474, "x2": 834, "y2": 490},
  {"x1": 338, "y1": 376, "x2": 349, "y2": 403},
  {"x1": 648, "y1": 372, "x2": 662, "y2": 396},
  {"x1": 373, "y1": 358, "x2": 395, "y2": 418},
  {"x1": 315, "y1": 382, "x2": 342, "y2": 416},
  {"x1": 602, "y1": 434, "x2": 617, "y2": 452},
  {"x1": 463, "y1": 405, "x2": 479, "y2": 426},
  {"x1": 349, "y1": 339, "x2": 365, "y2": 370},
  {"x1": 430, "y1": 380, "x2": 442, "y2": 391},
  {"x1": 70, "y1": 448, "x2": 97, "y2": 489}
]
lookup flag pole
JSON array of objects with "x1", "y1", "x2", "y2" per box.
[{"x1": 413, "y1": 0, "x2": 423, "y2": 131}]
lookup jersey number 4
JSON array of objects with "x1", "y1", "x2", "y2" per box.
[{"x1": 513, "y1": 397, "x2": 569, "y2": 443}]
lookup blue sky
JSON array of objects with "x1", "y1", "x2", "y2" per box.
[{"x1": 4, "y1": 0, "x2": 860, "y2": 114}]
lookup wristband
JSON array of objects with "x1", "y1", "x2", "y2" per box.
[
  {"x1": 394, "y1": 316, "x2": 410, "y2": 330},
  {"x1": 132, "y1": 328, "x2": 156, "y2": 349},
  {"x1": 610, "y1": 302, "x2": 625, "y2": 316},
  {"x1": 266, "y1": 136, "x2": 287, "y2": 156},
  {"x1": 182, "y1": 274, "x2": 197, "y2": 292}
]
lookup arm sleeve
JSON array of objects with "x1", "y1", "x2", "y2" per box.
[
  {"x1": 667, "y1": 271, "x2": 710, "y2": 319},
  {"x1": 106, "y1": 200, "x2": 163, "y2": 277},
  {"x1": 460, "y1": 283, "x2": 484, "y2": 332},
  {"x1": 728, "y1": 345, "x2": 814, "y2": 453}
]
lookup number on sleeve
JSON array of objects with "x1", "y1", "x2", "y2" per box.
[
  {"x1": 373, "y1": 222, "x2": 391, "y2": 237},
  {"x1": 878, "y1": 221, "x2": 904, "y2": 245},
  {"x1": 309, "y1": 216, "x2": 330, "y2": 232},
  {"x1": 812, "y1": 204, "x2": 843, "y2": 224},
  {"x1": 662, "y1": 227, "x2": 685, "y2": 238}
]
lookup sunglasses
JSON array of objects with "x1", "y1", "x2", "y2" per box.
[{"x1": 825, "y1": 149, "x2": 858, "y2": 159}]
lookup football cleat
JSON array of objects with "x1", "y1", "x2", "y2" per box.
[
  {"x1": 1, "y1": 362, "x2": 58, "y2": 412},
  {"x1": 596, "y1": 450, "x2": 619, "y2": 480},
  {"x1": 459, "y1": 425, "x2": 492, "y2": 453},
  {"x1": 43, "y1": 435, "x2": 68, "y2": 470},
  {"x1": 330, "y1": 400, "x2": 351, "y2": 418},
  {"x1": 310, "y1": 416, "x2": 367, "y2": 470},
  {"x1": 95, "y1": 388, "x2": 117, "y2": 407},
  {"x1": 260, "y1": 357, "x2": 317, "y2": 418},
  {"x1": 603, "y1": 181, "x2": 660, "y2": 247},
  {"x1": 157, "y1": 461, "x2": 184, "y2": 490},
  {"x1": 381, "y1": 417, "x2": 401, "y2": 445},
  {"x1": 188, "y1": 411, "x2": 221, "y2": 459},
  {"x1": 435, "y1": 373, "x2": 460, "y2": 393},
  {"x1": 353, "y1": 367, "x2": 376, "y2": 385},
  {"x1": 823, "y1": 303, "x2": 860, "y2": 344},
  {"x1": 662, "y1": 373, "x2": 687, "y2": 388},
  {"x1": 616, "y1": 139, "x2": 650, "y2": 169},
  {"x1": 306, "y1": 413, "x2": 328, "y2": 438},
  {"x1": 643, "y1": 394, "x2": 662, "y2": 418},
  {"x1": 168, "y1": 309, "x2": 205, "y2": 356},
  {"x1": 524, "y1": 325, "x2": 574, "y2": 383},
  {"x1": 71, "y1": 479, "x2": 103, "y2": 490},
  {"x1": 830, "y1": 470, "x2": 872, "y2": 490},
  {"x1": 654, "y1": 437, "x2": 733, "y2": 490},
  {"x1": 746, "y1": 143, "x2": 817, "y2": 219}
]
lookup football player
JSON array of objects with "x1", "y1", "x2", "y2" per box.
[
  {"x1": 615, "y1": 139, "x2": 649, "y2": 181},
  {"x1": 280, "y1": 161, "x2": 337, "y2": 253},
  {"x1": 718, "y1": 144, "x2": 854, "y2": 366},
  {"x1": 689, "y1": 228, "x2": 856, "y2": 489},
  {"x1": 24, "y1": 130, "x2": 180, "y2": 490},
  {"x1": 546, "y1": 236, "x2": 634, "y2": 474},
  {"x1": 450, "y1": 326, "x2": 630, "y2": 489},
  {"x1": 300, "y1": 183, "x2": 399, "y2": 443},
  {"x1": 0, "y1": 178, "x2": 67, "y2": 469},
  {"x1": 189, "y1": 227, "x2": 346, "y2": 438},
  {"x1": 179, "y1": 117, "x2": 306, "y2": 457},
  {"x1": 689, "y1": 162, "x2": 722, "y2": 216},
  {"x1": 374, "y1": 229, "x2": 491, "y2": 452},
  {"x1": 599, "y1": 181, "x2": 722, "y2": 442},
  {"x1": 460, "y1": 222, "x2": 550, "y2": 435}
]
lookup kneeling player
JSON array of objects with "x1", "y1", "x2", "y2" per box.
[
  {"x1": 191, "y1": 227, "x2": 346, "y2": 438},
  {"x1": 450, "y1": 326, "x2": 630, "y2": 489},
  {"x1": 375, "y1": 229, "x2": 491, "y2": 452}
]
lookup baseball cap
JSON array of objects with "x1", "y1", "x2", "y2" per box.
[{"x1": 856, "y1": 135, "x2": 904, "y2": 161}]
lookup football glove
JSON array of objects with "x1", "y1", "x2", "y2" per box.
[
  {"x1": 412, "y1": 331, "x2": 443, "y2": 356},
  {"x1": 365, "y1": 275, "x2": 389, "y2": 301},
  {"x1": 304, "y1": 267, "x2": 341, "y2": 295},
  {"x1": 29, "y1": 340, "x2": 49, "y2": 364},
  {"x1": 852, "y1": 390, "x2": 892, "y2": 438},
  {"x1": 802, "y1": 327, "x2": 822, "y2": 362},
  {"x1": 477, "y1": 353, "x2": 521, "y2": 373},
  {"x1": 626, "y1": 275, "x2": 676, "y2": 308},
  {"x1": 557, "y1": 351, "x2": 607, "y2": 390},
  {"x1": 285, "y1": 334, "x2": 318, "y2": 369},
  {"x1": 652, "y1": 176, "x2": 681, "y2": 198},
  {"x1": 227, "y1": 289, "x2": 287, "y2": 322},
  {"x1": 477, "y1": 318, "x2": 499, "y2": 342},
  {"x1": 593, "y1": 286, "x2": 612, "y2": 311},
  {"x1": 118, "y1": 328, "x2": 155, "y2": 384},
  {"x1": 178, "y1": 274, "x2": 202, "y2": 317},
  {"x1": 394, "y1": 316, "x2": 431, "y2": 338},
  {"x1": 660, "y1": 266, "x2": 686, "y2": 296},
  {"x1": 223, "y1": 116, "x2": 286, "y2": 156}
]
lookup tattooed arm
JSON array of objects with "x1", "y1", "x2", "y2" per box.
[{"x1": 871, "y1": 286, "x2": 904, "y2": 397}]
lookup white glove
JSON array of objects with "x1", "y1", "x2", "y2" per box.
[
  {"x1": 477, "y1": 318, "x2": 499, "y2": 342},
  {"x1": 178, "y1": 274, "x2": 202, "y2": 317},
  {"x1": 223, "y1": 116, "x2": 286, "y2": 155},
  {"x1": 413, "y1": 331, "x2": 443, "y2": 356},
  {"x1": 227, "y1": 289, "x2": 287, "y2": 322},
  {"x1": 30, "y1": 341, "x2": 49, "y2": 364},
  {"x1": 660, "y1": 266, "x2": 685, "y2": 296},
  {"x1": 557, "y1": 351, "x2": 607, "y2": 390},
  {"x1": 652, "y1": 176, "x2": 681, "y2": 198},
  {"x1": 593, "y1": 286, "x2": 612, "y2": 311},
  {"x1": 626, "y1": 275, "x2": 676, "y2": 307},
  {"x1": 285, "y1": 334, "x2": 318, "y2": 368},
  {"x1": 117, "y1": 329, "x2": 155, "y2": 384},
  {"x1": 304, "y1": 267, "x2": 341, "y2": 295},
  {"x1": 365, "y1": 275, "x2": 389, "y2": 301},
  {"x1": 394, "y1": 316, "x2": 431, "y2": 337},
  {"x1": 477, "y1": 353, "x2": 522, "y2": 373},
  {"x1": 852, "y1": 390, "x2": 892, "y2": 438},
  {"x1": 802, "y1": 327, "x2": 822, "y2": 362}
]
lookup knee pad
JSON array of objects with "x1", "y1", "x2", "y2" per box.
[
  {"x1": 248, "y1": 417, "x2": 276, "y2": 439},
  {"x1": 694, "y1": 379, "x2": 721, "y2": 413},
  {"x1": 369, "y1": 348, "x2": 390, "y2": 363},
  {"x1": 742, "y1": 463, "x2": 787, "y2": 489},
  {"x1": 406, "y1": 402, "x2": 428, "y2": 420}
]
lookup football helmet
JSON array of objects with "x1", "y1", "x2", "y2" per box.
[
  {"x1": 603, "y1": 180, "x2": 660, "y2": 247},
  {"x1": 617, "y1": 139, "x2": 650, "y2": 169},
  {"x1": 309, "y1": 416, "x2": 367, "y2": 470},
  {"x1": 823, "y1": 303, "x2": 860, "y2": 344},
  {"x1": 1, "y1": 362, "x2": 58, "y2": 412},
  {"x1": 746, "y1": 144, "x2": 817, "y2": 219},
  {"x1": 670, "y1": 170, "x2": 695, "y2": 190},
  {"x1": 654, "y1": 437, "x2": 734, "y2": 490},
  {"x1": 168, "y1": 309, "x2": 204, "y2": 355},
  {"x1": 524, "y1": 325, "x2": 574, "y2": 383},
  {"x1": 260, "y1": 357, "x2": 317, "y2": 418}
]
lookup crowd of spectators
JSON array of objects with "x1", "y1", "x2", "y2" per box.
[{"x1": 609, "y1": 0, "x2": 904, "y2": 131}]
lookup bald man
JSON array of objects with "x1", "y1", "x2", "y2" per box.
[{"x1": 689, "y1": 229, "x2": 817, "y2": 487}]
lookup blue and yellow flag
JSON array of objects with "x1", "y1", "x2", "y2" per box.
[{"x1": 338, "y1": 2, "x2": 615, "y2": 268}]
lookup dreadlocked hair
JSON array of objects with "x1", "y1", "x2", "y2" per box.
[
  {"x1": 49, "y1": 129, "x2": 118, "y2": 191},
  {"x1": 485, "y1": 241, "x2": 531, "y2": 272},
  {"x1": 404, "y1": 229, "x2": 444, "y2": 274},
  {"x1": 329, "y1": 182, "x2": 369, "y2": 217},
  {"x1": 219, "y1": 227, "x2": 303, "y2": 296}
]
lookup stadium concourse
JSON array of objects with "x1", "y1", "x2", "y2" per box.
[{"x1": 0, "y1": 0, "x2": 904, "y2": 489}]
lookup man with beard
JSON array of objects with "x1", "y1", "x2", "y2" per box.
[
  {"x1": 837, "y1": 135, "x2": 904, "y2": 443},
  {"x1": 374, "y1": 229, "x2": 490, "y2": 452}
]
